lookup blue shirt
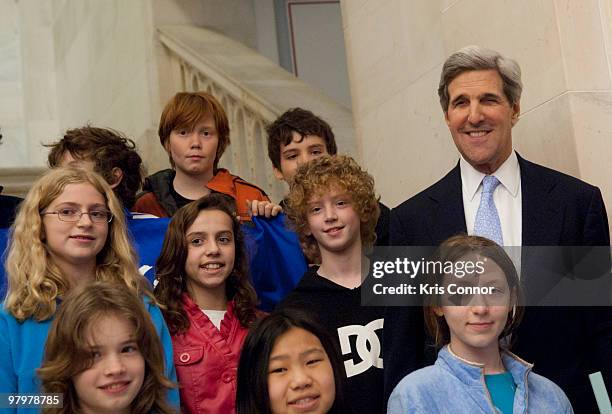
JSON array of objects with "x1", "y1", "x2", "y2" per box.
[
  {"x1": 0, "y1": 297, "x2": 179, "y2": 413},
  {"x1": 485, "y1": 371, "x2": 516, "y2": 414}
]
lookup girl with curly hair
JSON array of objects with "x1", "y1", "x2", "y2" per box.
[
  {"x1": 0, "y1": 167, "x2": 178, "y2": 412},
  {"x1": 154, "y1": 193, "x2": 259, "y2": 414}
]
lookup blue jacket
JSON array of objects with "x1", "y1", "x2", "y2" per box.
[
  {"x1": 242, "y1": 214, "x2": 307, "y2": 311},
  {"x1": 388, "y1": 346, "x2": 573, "y2": 414},
  {"x1": 0, "y1": 297, "x2": 179, "y2": 413}
]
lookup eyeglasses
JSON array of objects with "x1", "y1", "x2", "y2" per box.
[{"x1": 41, "y1": 208, "x2": 113, "y2": 223}]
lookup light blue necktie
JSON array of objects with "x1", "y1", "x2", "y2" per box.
[{"x1": 473, "y1": 175, "x2": 503, "y2": 245}]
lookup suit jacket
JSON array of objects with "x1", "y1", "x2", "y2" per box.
[{"x1": 384, "y1": 153, "x2": 611, "y2": 413}]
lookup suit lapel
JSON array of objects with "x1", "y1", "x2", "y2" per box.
[
  {"x1": 430, "y1": 156, "x2": 562, "y2": 246},
  {"x1": 427, "y1": 164, "x2": 467, "y2": 245},
  {"x1": 518, "y1": 154, "x2": 566, "y2": 308},
  {"x1": 519, "y1": 154, "x2": 562, "y2": 246}
]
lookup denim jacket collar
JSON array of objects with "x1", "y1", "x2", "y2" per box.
[{"x1": 438, "y1": 345, "x2": 533, "y2": 413}]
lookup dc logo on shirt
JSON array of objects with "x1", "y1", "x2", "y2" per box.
[{"x1": 337, "y1": 318, "x2": 384, "y2": 377}]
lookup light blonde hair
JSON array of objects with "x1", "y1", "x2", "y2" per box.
[{"x1": 4, "y1": 167, "x2": 150, "y2": 322}]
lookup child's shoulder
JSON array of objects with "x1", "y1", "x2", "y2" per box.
[
  {"x1": 209, "y1": 169, "x2": 269, "y2": 220},
  {"x1": 210, "y1": 169, "x2": 269, "y2": 201},
  {"x1": 141, "y1": 295, "x2": 166, "y2": 323}
]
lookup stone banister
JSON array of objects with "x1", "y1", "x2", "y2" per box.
[
  {"x1": 0, "y1": 167, "x2": 45, "y2": 198},
  {"x1": 157, "y1": 25, "x2": 355, "y2": 202}
]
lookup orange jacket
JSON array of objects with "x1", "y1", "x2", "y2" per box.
[{"x1": 132, "y1": 168, "x2": 269, "y2": 221}]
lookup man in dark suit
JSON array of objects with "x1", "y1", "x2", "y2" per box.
[{"x1": 384, "y1": 46, "x2": 610, "y2": 412}]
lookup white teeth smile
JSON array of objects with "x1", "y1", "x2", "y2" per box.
[
  {"x1": 468, "y1": 131, "x2": 488, "y2": 137},
  {"x1": 292, "y1": 397, "x2": 316, "y2": 405},
  {"x1": 102, "y1": 382, "x2": 127, "y2": 390},
  {"x1": 202, "y1": 263, "x2": 222, "y2": 269}
]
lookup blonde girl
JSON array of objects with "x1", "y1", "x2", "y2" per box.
[{"x1": 0, "y1": 167, "x2": 178, "y2": 412}]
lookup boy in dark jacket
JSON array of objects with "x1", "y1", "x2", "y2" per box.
[{"x1": 133, "y1": 91, "x2": 279, "y2": 221}]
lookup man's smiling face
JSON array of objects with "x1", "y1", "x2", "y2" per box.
[{"x1": 444, "y1": 69, "x2": 520, "y2": 174}]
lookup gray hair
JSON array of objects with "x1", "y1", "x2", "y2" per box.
[{"x1": 438, "y1": 45, "x2": 523, "y2": 111}]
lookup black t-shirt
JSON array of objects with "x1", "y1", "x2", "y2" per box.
[
  {"x1": 169, "y1": 184, "x2": 196, "y2": 210},
  {"x1": 278, "y1": 267, "x2": 386, "y2": 414}
]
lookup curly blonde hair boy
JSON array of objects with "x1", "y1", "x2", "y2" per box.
[{"x1": 286, "y1": 155, "x2": 379, "y2": 262}]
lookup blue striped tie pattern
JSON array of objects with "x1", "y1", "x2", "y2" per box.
[{"x1": 473, "y1": 175, "x2": 503, "y2": 245}]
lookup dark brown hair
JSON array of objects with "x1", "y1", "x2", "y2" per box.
[
  {"x1": 158, "y1": 91, "x2": 230, "y2": 171},
  {"x1": 266, "y1": 108, "x2": 337, "y2": 170},
  {"x1": 46, "y1": 126, "x2": 144, "y2": 209},
  {"x1": 154, "y1": 193, "x2": 257, "y2": 334},
  {"x1": 423, "y1": 235, "x2": 524, "y2": 349},
  {"x1": 286, "y1": 155, "x2": 379, "y2": 263},
  {"x1": 38, "y1": 282, "x2": 176, "y2": 414}
]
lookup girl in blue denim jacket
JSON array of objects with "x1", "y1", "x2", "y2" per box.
[{"x1": 388, "y1": 235, "x2": 573, "y2": 414}]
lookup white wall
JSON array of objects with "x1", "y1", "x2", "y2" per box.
[
  {"x1": 0, "y1": 0, "x2": 27, "y2": 167},
  {"x1": 341, "y1": 0, "x2": 612, "y2": 217},
  {"x1": 0, "y1": 0, "x2": 159, "y2": 170},
  {"x1": 0, "y1": 0, "x2": 264, "y2": 175},
  {"x1": 254, "y1": 0, "x2": 280, "y2": 65},
  {"x1": 52, "y1": 0, "x2": 158, "y2": 159},
  {"x1": 288, "y1": 1, "x2": 352, "y2": 108}
]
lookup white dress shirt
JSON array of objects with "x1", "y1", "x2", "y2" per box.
[{"x1": 460, "y1": 151, "x2": 522, "y2": 247}]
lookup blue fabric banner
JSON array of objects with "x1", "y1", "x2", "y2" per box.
[{"x1": 0, "y1": 213, "x2": 305, "y2": 310}]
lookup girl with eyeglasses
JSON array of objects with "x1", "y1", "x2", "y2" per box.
[{"x1": 0, "y1": 167, "x2": 179, "y2": 413}]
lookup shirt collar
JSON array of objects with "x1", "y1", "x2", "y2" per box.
[
  {"x1": 459, "y1": 151, "x2": 520, "y2": 201},
  {"x1": 438, "y1": 345, "x2": 531, "y2": 387}
]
